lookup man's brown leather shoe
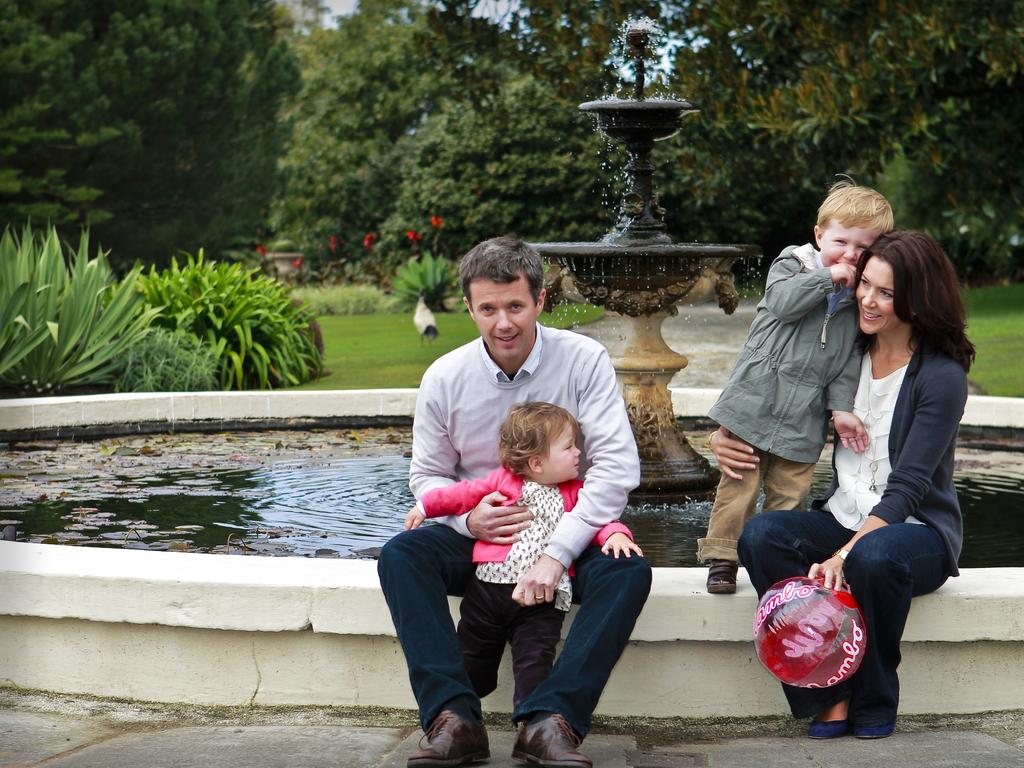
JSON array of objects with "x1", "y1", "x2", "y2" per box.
[
  {"x1": 407, "y1": 709, "x2": 489, "y2": 767},
  {"x1": 511, "y1": 713, "x2": 591, "y2": 768}
]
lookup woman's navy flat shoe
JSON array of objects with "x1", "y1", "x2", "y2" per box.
[
  {"x1": 854, "y1": 721, "x2": 896, "y2": 739},
  {"x1": 808, "y1": 719, "x2": 850, "y2": 739}
]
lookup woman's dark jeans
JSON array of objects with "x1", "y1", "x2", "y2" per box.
[
  {"x1": 378, "y1": 523, "x2": 652, "y2": 735},
  {"x1": 738, "y1": 508, "x2": 949, "y2": 726}
]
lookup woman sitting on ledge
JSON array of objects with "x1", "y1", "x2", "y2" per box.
[{"x1": 711, "y1": 230, "x2": 975, "y2": 740}]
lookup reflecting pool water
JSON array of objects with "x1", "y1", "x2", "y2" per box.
[{"x1": 4, "y1": 429, "x2": 1022, "y2": 567}]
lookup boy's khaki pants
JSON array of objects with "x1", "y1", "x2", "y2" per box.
[{"x1": 696, "y1": 450, "x2": 816, "y2": 563}]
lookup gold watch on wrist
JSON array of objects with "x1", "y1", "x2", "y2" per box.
[{"x1": 833, "y1": 548, "x2": 850, "y2": 561}]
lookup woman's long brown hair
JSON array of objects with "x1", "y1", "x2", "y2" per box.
[{"x1": 855, "y1": 230, "x2": 975, "y2": 372}]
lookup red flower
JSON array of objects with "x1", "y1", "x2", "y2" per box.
[
  {"x1": 328, "y1": 235, "x2": 338, "y2": 253},
  {"x1": 256, "y1": 244, "x2": 268, "y2": 256},
  {"x1": 291, "y1": 257, "x2": 303, "y2": 270},
  {"x1": 363, "y1": 232, "x2": 377, "y2": 249},
  {"x1": 406, "y1": 229, "x2": 422, "y2": 243},
  {"x1": 430, "y1": 215, "x2": 444, "y2": 229}
]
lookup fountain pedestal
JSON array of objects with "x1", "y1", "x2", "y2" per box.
[
  {"x1": 605, "y1": 312, "x2": 718, "y2": 500},
  {"x1": 535, "y1": 241, "x2": 754, "y2": 500}
]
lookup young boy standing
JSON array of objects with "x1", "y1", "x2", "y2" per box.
[{"x1": 698, "y1": 181, "x2": 894, "y2": 594}]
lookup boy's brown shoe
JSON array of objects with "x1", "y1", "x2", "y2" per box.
[
  {"x1": 706, "y1": 559, "x2": 739, "y2": 594},
  {"x1": 407, "y1": 709, "x2": 489, "y2": 767}
]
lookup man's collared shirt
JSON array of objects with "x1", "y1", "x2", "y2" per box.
[{"x1": 478, "y1": 322, "x2": 544, "y2": 383}]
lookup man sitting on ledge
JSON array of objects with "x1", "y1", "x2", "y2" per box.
[{"x1": 378, "y1": 236, "x2": 651, "y2": 768}]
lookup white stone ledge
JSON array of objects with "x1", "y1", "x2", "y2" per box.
[
  {"x1": 2, "y1": 542, "x2": 1022, "y2": 644},
  {"x1": 2, "y1": 389, "x2": 1020, "y2": 433},
  {"x1": 2, "y1": 541, "x2": 1023, "y2": 715},
  {"x1": 670, "y1": 389, "x2": 1024, "y2": 428},
  {"x1": 0, "y1": 390, "x2": 419, "y2": 433}
]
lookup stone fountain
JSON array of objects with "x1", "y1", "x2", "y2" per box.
[{"x1": 532, "y1": 22, "x2": 760, "y2": 500}]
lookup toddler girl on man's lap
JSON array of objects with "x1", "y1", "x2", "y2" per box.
[{"x1": 405, "y1": 402, "x2": 640, "y2": 707}]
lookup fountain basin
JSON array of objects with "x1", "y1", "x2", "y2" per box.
[
  {"x1": 1, "y1": 390, "x2": 1023, "y2": 715},
  {"x1": 535, "y1": 241, "x2": 759, "y2": 316},
  {"x1": 579, "y1": 97, "x2": 698, "y2": 143}
]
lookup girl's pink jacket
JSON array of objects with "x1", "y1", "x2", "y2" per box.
[{"x1": 420, "y1": 466, "x2": 633, "y2": 566}]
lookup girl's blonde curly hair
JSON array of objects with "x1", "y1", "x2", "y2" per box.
[{"x1": 498, "y1": 402, "x2": 579, "y2": 476}]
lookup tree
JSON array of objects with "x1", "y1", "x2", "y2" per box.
[
  {"x1": 270, "y1": 0, "x2": 454, "y2": 282},
  {"x1": 386, "y1": 74, "x2": 608, "y2": 251},
  {"x1": 663, "y1": 0, "x2": 1024, "y2": 274},
  {"x1": 0, "y1": 0, "x2": 299, "y2": 266},
  {"x1": 272, "y1": 0, "x2": 1023, "y2": 283},
  {"x1": 422, "y1": 0, "x2": 1024, "y2": 274}
]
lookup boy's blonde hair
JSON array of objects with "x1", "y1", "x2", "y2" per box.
[
  {"x1": 499, "y1": 402, "x2": 579, "y2": 476},
  {"x1": 816, "y1": 179, "x2": 894, "y2": 233}
]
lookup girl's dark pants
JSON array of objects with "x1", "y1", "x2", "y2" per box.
[
  {"x1": 738, "y1": 508, "x2": 949, "y2": 727},
  {"x1": 378, "y1": 524, "x2": 652, "y2": 735},
  {"x1": 457, "y1": 578, "x2": 564, "y2": 709}
]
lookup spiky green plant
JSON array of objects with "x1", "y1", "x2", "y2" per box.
[
  {"x1": 391, "y1": 252, "x2": 458, "y2": 311},
  {"x1": 0, "y1": 225, "x2": 158, "y2": 394},
  {"x1": 139, "y1": 252, "x2": 321, "y2": 390}
]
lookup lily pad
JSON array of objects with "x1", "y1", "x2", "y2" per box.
[{"x1": 55, "y1": 531, "x2": 89, "y2": 541}]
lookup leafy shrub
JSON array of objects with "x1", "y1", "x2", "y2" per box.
[
  {"x1": 0, "y1": 224, "x2": 158, "y2": 394},
  {"x1": 139, "y1": 252, "x2": 322, "y2": 390},
  {"x1": 391, "y1": 252, "x2": 458, "y2": 311},
  {"x1": 289, "y1": 284, "x2": 401, "y2": 315},
  {"x1": 118, "y1": 328, "x2": 220, "y2": 392}
]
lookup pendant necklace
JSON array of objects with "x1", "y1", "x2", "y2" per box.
[{"x1": 865, "y1": 374, "x2": 882, "y2": 494}]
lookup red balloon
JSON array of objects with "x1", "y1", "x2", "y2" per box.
[{"x1": 753, "y1": 576, "x2": 867, "y2": 688}]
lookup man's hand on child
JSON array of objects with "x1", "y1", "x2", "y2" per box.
[
  {"x1": 511, "y1": 554, "x2": 566, "y2": 607},
  {"x1": 404, "y1": 507, "x2": 426, "y2": 530},
  {"x1": 833, "y1": 411, "x2": 869, "y2": 454},
  {"x1": 829, "y1": 262, "x2": 857, "y2": 288},
  {"x1": 602, "y1": 532, "x2": 643, "y2": 559},
  {"x1": 709, "y1": 426, "x2": 758, "y2": 480},
  {"x1": 466, "y1": 491, "x2": 533, "y2": 545}
]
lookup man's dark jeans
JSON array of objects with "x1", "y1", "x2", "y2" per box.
[
  {"x1": 378, "y1": 524, "x2": 652, "y2": 735},
  {"x1": 738, "y1": 508, "x2": 949, "y2": 726}
]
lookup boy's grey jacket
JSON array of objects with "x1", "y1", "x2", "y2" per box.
[{"x1": 708, "y1": 244, "x2": 860, "y2": 464}]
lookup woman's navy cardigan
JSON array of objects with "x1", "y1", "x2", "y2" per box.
[{"x1": 813, "y1": 343, "x2": 969, "y2": 577}]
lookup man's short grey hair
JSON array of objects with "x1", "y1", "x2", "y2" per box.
[{"x1": 459, "y1": 236, "x2": 545, "y2": 302}]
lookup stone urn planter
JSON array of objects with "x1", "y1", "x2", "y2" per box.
[{"x1": 264, "y1": 240, "x2": 303, "y2": 281}]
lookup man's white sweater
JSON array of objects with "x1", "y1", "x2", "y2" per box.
[{"x1": 411, "y1": 324, "x2": 640, "y2": 567}]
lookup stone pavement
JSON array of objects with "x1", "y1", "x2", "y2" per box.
[{"x1": 4, "y1": 690, "x2": 1023, "y2": 768}]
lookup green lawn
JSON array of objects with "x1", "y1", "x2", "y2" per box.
[
  {"x1": 965, "y1": 283, "x2": 1024, "y2": 397},
  {"x1": 294, "y1": 286, "x2": 1023, "y2": 396},
  {"x1": 293, "y1": 303, "x2": 603, "y2": 390}
]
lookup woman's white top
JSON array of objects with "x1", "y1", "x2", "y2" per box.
[{"x1": 824, "y1": 354, "x2": 923, "y2": 530}]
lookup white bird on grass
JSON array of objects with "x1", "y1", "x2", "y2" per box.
[{"x1": 414, "y1": 294, "x2": 438, "y2": 344}]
